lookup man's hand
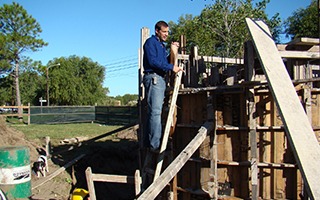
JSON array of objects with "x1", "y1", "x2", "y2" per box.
[
  {"x1": 171, "y1": 41, "x2": 180, "y2": 47},
  {"x1": 173, "y1": 65, "x2": 185, "y2": 73}
]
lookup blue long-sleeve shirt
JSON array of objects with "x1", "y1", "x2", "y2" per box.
[{"x1": 143, "y1": 35, "x2": 173, "y2": 77}]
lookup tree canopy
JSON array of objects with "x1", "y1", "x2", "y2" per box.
[
  {"x1": 167, "y1": 0, "x2": 281, "y2": 58},
  {"x1": 284, "y1": 0, "x2": 318, "y2": 40},
  {"x1": 47, "y1": 55, "x2": 108, "y2": 106}
]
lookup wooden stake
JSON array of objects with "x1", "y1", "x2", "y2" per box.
[{"x1": 85, "y1": 167, "x2": 97, "y2": 200}]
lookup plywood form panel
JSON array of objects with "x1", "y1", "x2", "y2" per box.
[{"x1": 175, "y1": 93, "x2": 209, "y2": 199}]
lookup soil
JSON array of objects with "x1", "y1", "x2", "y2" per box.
[{"x1": 0, "y1": 116, "x2": 139, "y2": 200}]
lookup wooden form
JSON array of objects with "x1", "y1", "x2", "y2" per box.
[
  {"x1": 138, "y1": 25, "x2": 320, "y2": 199},
  {"x1": 246, "y1": 18, "x2": 320, "y2": 199},
  {"x1": 85, "y1": 167, "x2": 141, "y2": 200}
]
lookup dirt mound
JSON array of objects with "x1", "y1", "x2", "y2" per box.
[
  {"x1": 0, "y1": 116, "x2": 39, "y2": 162},
  {"x1": 0, "y1": 116, "x2": 71, "y2": 199}
]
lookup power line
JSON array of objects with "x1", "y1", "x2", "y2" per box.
[
  {"x1": 106, "y1": 64, "x2": 137, "y2": 73},
  {"x1": 103, "y1": 58, "x2": 137, "y2": 68},
  {"x1": 102, "y1": 54, "x2": 136, "y2": 62}
]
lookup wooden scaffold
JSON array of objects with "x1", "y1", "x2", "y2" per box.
[{"x1": 85, "y1": 18, "x2": 320, "y2": 200}]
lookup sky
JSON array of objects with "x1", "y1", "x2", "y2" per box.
[{"x1": 1, "y1": 0, "x2": 313, "y2": 97}]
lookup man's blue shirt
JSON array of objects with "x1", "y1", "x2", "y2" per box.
[{"x1": 143, "y1": 35, "x2": 173, "y2": 77}]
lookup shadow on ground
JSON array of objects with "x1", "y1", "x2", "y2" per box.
[{"x1": 50, "y1": 139, "x2": 139, "y2": 200}]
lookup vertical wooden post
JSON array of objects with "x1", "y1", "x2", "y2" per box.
[
  {"x1": 139, "y1": 27, "x2": 150, "y2": 169},
  {"x1": 179, "y1": 35, "x2": 187, "y2": 88},
  {"x1": 209, "y1": 96, "x2": 218, "y2": 199},
  {"x1": 45, "y1": 136, "x2": 51, "y2": 158},
  {"x1": 135, "y1": 169, "x2": 142, "y2": 196},
  {"x1": 85, "y1": 167, "x2": 97, "y2": 200},
  {"x1": 27, "y1": 103, "x2": 30, "y2": 125},
  {"x1": 190, "y1": 46, "x2": 199, "y2": 87},
  {"x1": 226, "y1": 65, "x2": 237, "y2": 86},
  {"x1": 245, "y1": 41, "x2": 258, "y2": 200}
]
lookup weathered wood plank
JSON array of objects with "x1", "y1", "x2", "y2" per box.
[
  {"x1": 278, "y1": 50, "x2": 320, "y2": 59},
  {"x1": 277, "y1": 44, "x2": 320, "y2": 52},
  {"x1": 137, "y1": 122, "x2": 214, "y2": 200},
  {"x1": 246, "y1": 18, "x2": 320, "y2": 200},
  {"x1": 153, "y1": 45, "x2": 183, "y2": 181},
  {"x1": 91, "y1": 174, "x2": 135, "y2": 183},
  {"x1": 32, "y1": 154, "x2": 85, "y2": 190},
  {"x1": 85, "y1": 167, "x2": 97, "y2": 200},
  {"x1": 286, "y1": 37, "x2": 320, "y2": 46},
  {"x1": 177, "y1": 54, "x2": 244, "y2": 64}
]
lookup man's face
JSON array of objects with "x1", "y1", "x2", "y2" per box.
[{"x1": 156, "y1": 26, "x2": 169, "y2": 42}]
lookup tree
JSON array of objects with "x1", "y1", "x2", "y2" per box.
[
  {"x1": 284, "y1": 0, "x2": 318, "y2": 40},
  {"x1": 167, "y1": 0, "x2": 281, "y2": 58},
  {"x1": 0, "y1": 57, "x2": 43, "y2": 106},
  {"x1": 0, "y1": 2, "x2": 48, "y2": 115},
  {"x1": 115, "y1": 94, "x2": 138, "y2": 106},
  {"x1": 47, "y1": 55, "x2": 108, "y2": 105}
]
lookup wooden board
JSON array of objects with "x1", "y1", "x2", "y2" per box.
[
  {"x1": 286, "y1": 37, "x2": 320, "y2": 46},
  {"x1": 137, "y1": 122, "x2": 214, "y2": 200},
  {"x1": 153, "y1": 62, "x2": 184, "y2": 181},
  {"x1": 245, "y1": 18, "x2": 320, "y2": 199}
]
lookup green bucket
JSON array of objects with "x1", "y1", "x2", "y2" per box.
[{"x1": 0, "y1": 146, "x2": 31, "y2": 199}]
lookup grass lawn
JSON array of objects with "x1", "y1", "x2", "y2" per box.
[
  {"x1": 4, "y1": 116, "x2": 135, "y2": 160},
  {"x1": 6, "y1": 116, "x2": 124, "y2": 145}
]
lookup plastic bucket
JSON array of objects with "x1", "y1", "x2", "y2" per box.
[{"x1": 0, "y1": 146, "x2": 31, "y2": 199}]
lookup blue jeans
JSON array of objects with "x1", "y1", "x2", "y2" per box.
[{"x1": 143, "y1": 73, "x2": 166, "y2": 150}]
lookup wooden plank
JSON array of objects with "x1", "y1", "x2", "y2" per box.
[
  {"x1": 277, "y1": 44, "x2": 320, "y2": 52},
  {"x1": 135, "y1": 170, "x2": 141, "y2": 196},
  {"x1": 0, "y1": 106, "x2": 29, "y2": 109},
  {"x1": 138, "y1": 122, "x2": 214, "y2": 200},
  {"x1": 91, "y1": 174, "x2": 135, "y2": 183},
  {"x1": 286, "y1": 37, "x2": 320, "y2": 46},
  {"x1": 245, "y1": 39, "x2": 258, "y2": 199},
  {"x1": 85, "y1": 167, "x2": 97, "y2": 200},
  {"x1": 246, "y1": 18, "x2": 320, "y2": 200},
  {"x1": 278, "y1": 50, "x2": 320, "y2": 59},
  {"x1": 51, "y1": 123, "x2": 137, "y2": 156},
  {"x1": 32, "y1": 154, "x2": 86, "y2": 190},
  {"x1": 177, "y1": 54, "x2": 244, "y2": 65},
  {"x1": 153, "y1": 60, "x2": 184, "y2": 181},
  {"x1": 249, "y1": 89, "x2": 258, "y2": 200},
  {"x1": 217, "y1": 160, "x2": 296, "y2": 168}
]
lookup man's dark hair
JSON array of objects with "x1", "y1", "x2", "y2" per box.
[{"x1": 155, "y1": 21, "x2": 169, "y2": 31}]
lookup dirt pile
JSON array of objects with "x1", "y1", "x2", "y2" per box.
[
  {"x1": 0, "y1": 116, "x2": 72, "y2": 199},
  {"x1": 0, "y1": 116, "x2": 39, "y2": 162}
]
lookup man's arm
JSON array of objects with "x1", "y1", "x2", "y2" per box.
[{"x1": 171, "y1": 42, "x2": 185, "y2": 73}]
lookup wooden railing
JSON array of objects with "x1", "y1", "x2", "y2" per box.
[{"x1": 0, "y1": 106, "x2": 30, "y2": 125}]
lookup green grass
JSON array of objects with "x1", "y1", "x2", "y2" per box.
[{"x1": 8, "y1": 122, "x2": 123, "y2": 145}]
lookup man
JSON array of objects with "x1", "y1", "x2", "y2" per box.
[{"x1": 143, "y1": 20, "x2": 184, "y2": 152}]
